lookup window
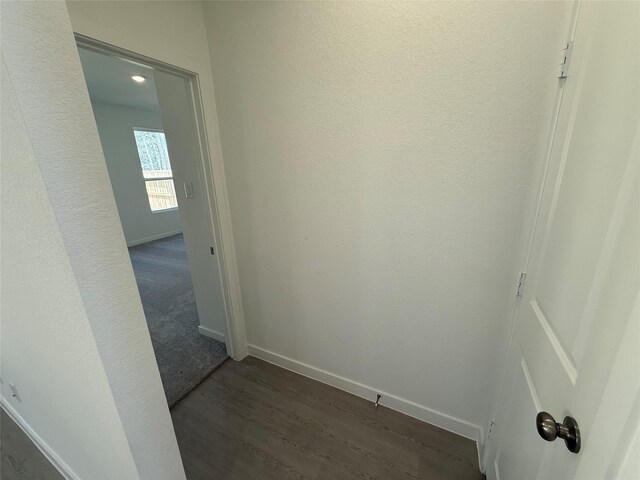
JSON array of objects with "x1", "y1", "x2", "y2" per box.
[{"x1": 133, "y1": 129, "x2": 178, "y2": 212}]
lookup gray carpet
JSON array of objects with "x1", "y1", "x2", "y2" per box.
[{"x1": 128, "y1": 233, "x2": 228, "y2": 408}]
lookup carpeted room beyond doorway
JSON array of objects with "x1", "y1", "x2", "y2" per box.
[{"x1": 128, "y1": 234, "x2": 228, "y2": 407}]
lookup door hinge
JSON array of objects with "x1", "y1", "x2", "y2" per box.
[
  {"x1": 558, "y1": 41, "x2": 573, "y2": 79},
  {"x1": 488, "y1": 421, "x2": 496, "y2": 440},
  {"x1": 210, "y1": 246, "x2": 215, "y2": 255},
  {"x1": 516, "y1": 272, "x2": 527, "y2": 297}
]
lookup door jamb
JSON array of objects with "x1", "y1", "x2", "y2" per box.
[
  {"x1": 481, "y1": 1, "x2": 582, "y2": 471},
  {"x1": 74, "y1": 33, "x2": 248, "y2": 360}
]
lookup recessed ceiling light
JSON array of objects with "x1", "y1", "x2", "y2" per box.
[{"x1": 131, "y1": 75, "x2": 146, "y2": 83}]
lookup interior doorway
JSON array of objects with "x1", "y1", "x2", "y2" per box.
[{"x1": 77, "y1": 45, "x2": 229, "y2": 408}]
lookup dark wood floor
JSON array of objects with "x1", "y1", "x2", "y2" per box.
[
  {"x1": 1, "y1": 410, "x2": 63, "y2": 480},
  {"x1": 172, "y1": 356, "x2": 485, "y2": 480},
  {"x1": 0, "y1": 358, "x2": 483, "y2": 480}
]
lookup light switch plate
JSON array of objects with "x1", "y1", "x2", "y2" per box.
[{"x1": 183, "y1": 181, "x2": 195, "y2": 199}]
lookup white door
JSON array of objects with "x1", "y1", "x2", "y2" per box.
[
  {"x1": 487, "y1": 2, "x2": 639, "y2": 479},
  {"x1": 153, "y1": 71, "x2": 229, "y2": 345}
]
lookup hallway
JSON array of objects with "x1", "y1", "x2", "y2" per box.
[{"x1": 4, "y1": 1, "x2": 638, "y2": 478}]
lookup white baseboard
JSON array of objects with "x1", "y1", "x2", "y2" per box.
[
  {"x1": 198, "y1": 325, "x2": 226, "y2": 343},
  {"x1": 126, "y1": 229, "x2": 183, "y2": 247},
  {"x1": 477, "y1": 436, "x2": 487, "y2": 473},
  {"x1": 485, "y1": 459, "x2": 499, "y2": 480},
  {"x1": 246, "y1": 344, "x2": 483, "y2": 445},
  {"x1": 1, "y1": 396, "x2": 79, "y2": 480}
]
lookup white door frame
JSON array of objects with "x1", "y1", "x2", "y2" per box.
[
  {"x1": 481, "y1": 2, "x2": 581, "y2": 470},
  {"x1": 75, "y1": 33, "x2": 248, "y2": 361}
]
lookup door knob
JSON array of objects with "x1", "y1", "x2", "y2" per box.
[{"x1": 536, "y1": 411, "x2": 581, "y2": 453}]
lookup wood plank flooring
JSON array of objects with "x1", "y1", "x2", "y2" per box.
[
  {"x1": 172, "y1": 357, "x2": 485, "y2": 480},
  {"x1": 1, "y1": 410, "x2": 63, "y2": 480}
]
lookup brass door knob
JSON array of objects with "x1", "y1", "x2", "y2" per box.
[{"x1": 536, "y1": 411, "x2": 581, "y2": 453}]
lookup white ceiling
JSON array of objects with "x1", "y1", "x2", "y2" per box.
[{"x1": 79, "y1": 48, "x2": 160, "y2": 112}]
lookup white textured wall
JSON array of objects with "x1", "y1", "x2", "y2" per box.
[
  {"x1": 91, "y1": 102, "x2": 183, "y2": 246},
  {"x1": 1, "y1": 55, "x2": 140, "y2": 480},
  {"x1": 1, "y1": 2, "x2": 185, "y2": 478},
  {"x1": 204, "y1": 1, "x2": 572, "y2": 432}
]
